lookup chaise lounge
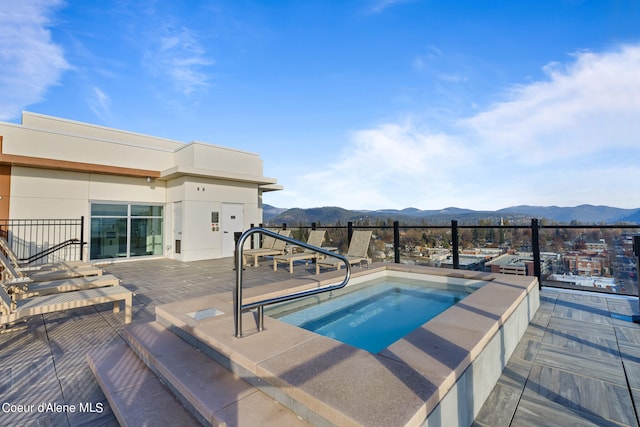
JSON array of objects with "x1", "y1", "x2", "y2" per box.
[
  {"x1": 273, "y1": 229, "x2": 327, "y2": 273},
  {"x1": 0, "y1": 284, "x2": 133, "y2": 327},
  {"x1": 315, "y1": 230, "x2": 372, "y2": 274},
  {"x1": 0, "y1": 251, "x2": 120, "y2": 299},
  {"x1": 0, "y1": 251, "x2": 103, "y2": 283},
  {"x1": 243, "y1": 229, "x2": 291, "y2": 267}
]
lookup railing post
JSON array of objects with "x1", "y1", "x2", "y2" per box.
[
  {"x1": 234, "y1": 229, "x2": 253, "y2": 337},
  {"x1": 233, "y1": 231, "x2": 243, "y2": 271},
  {"x1": 394, "y1": 221, "x2": 400, "y2": 263},
  {"x1": 632, "y1": 236, "x2": 640, "y2": 323},
  {"x1": 79, "y1": 216, "x2": 85, "y2": 261},
  {"x1": 451, "y1": 220, "x2": 459, "y2": 269},
  {"x1": 282, "y1": 223, "x2": 287, "y2": 230},
  {"x1": 311, "y1": 222, "x2": 317, "y2": 230},
  {"x1": 531, "y1": 218, "x2": 542, "y2": 289},
  {"x1": 348, "y1": 222, "x2": 353, "y2": 247}
]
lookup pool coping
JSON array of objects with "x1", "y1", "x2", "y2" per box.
[{"x1": 155, "y1": 264, "x2": 539, "y2": 426}]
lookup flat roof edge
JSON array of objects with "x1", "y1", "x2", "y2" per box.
[{"x1": 159, "y1": 166, "x2": 278, "y2": 185}]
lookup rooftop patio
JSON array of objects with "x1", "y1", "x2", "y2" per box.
[{"x1": 1, "y1": 257, "x2": 639, "y2": 426}]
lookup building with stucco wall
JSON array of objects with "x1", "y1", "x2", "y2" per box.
[{"x1": 0, "y1": 112, "x2": 281, "y2": 262}]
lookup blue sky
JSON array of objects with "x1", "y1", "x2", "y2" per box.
[{"x1": 2, "y1": 0, "x2": 640, "y2": 211}]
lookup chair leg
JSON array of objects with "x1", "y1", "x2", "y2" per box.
[{"x1": 124, "y1": 294, "x2": 132, "y2": 323}]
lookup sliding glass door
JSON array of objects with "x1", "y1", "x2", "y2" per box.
[{"x1": 90, "y1": 203, "x2": 163, "y2": 260}]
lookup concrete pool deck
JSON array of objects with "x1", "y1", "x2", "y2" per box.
[
  {"x1": 151, "y1": 264, "x2": 538, "y2": 426},
  {"x1": 0, "y1": 257, "x2": 639, "y2": 426}
]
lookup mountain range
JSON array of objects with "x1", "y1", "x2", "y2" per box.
[{"x1": 263, "y1": 204, "x2": 640, "y2": 225}]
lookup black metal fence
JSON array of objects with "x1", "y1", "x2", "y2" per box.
[
  {"x1": 1, "y1": 216, "x2": 637, "y2": 297},
  {"x1": 260, "y1": 219, "x2": 640, "y2": 296},
  {"x1": 0, "y1": 217, "x2": 85, "y2": 265}
]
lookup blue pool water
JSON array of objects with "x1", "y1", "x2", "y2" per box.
[{"x1": 273, "y1": 280, "x2": 469, "y2": 353}]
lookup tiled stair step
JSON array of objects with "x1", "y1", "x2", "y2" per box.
[
  {"x1": 87, "y1": 342, "x2": 201, "y2": 426},
  {"x1": 122, "y1": 321, "x2": 312, "y2": 427}
]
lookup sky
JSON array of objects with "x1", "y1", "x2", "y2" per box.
[{"x1": 1, "y1": 0, "x2": 640, "y2": 211}]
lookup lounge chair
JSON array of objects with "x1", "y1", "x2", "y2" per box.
[
  {"x1": 243, "y1": 229, "x2": 291, "y2": 267},
  {"x1": 0, "y1": 251, "x2": 102, "y2": 283},
  {"x1": 0, "y1": 236, "x2": 92, "y2": 271},
  {"x1": 0, "y1": 283, "x2": 133, "y2": 327},
  {"x1": 242, "y1": 232, "x2": 277, "y2": 266},
  {"x1": 5, "y1": 274, "x2": 121, "y2": 301},
  {"x1": 0, "y1": 251, "x2": 115, "y2": 296},
  {"x1": 316, "y1": 230, "x2": 372, "y2": 274},
  {"x1": 273, "y1": 230, "x2": 326, "y2": 273}
]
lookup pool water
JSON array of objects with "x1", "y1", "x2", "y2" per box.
[{"x1": 271, "y1": 279, "x2": 469, "y2": 353}]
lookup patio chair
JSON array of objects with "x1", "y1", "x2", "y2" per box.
[
  {"x1": 4, "y1": 274, "x2": 121, "y2": 301},
  {"x1": 244, "y1": 229, "x2": 292, "y2": 267},
  {"x1": 242, "y1": 232, "x2": 277, "y2": 266},
  {"x1": 0, "y1": 282, "x2": 133, "y2": 327},
  {"x1": 0, "y1": 237, "x2": 92, "y2": 272},
  {"x1": 316, "y1": 230, "x2": 372, "y2": 274},
  {"x1": 0, "y1": 250, "x2": 102, "y2": 283},
  {"x1": 0, "y1": 249, "x2": 120, "y2": 301},
  {"x1": 273, "y1": 230, "x2": 327, "y2": 273}
]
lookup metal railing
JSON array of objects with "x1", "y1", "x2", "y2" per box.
[
  {"x1": 262, "y1": 219, "x2": 640, "y2": 296},
  {"x1": 234, "y1": 227, "x2": 352, "y2": 338},
  {"x1": 0, "y1": 217, "x2": 85, "y2": 265}
]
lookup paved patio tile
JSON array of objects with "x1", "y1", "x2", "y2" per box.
[
  {"x1": 2, "y1": 259, "x2": 639, "y2": 426},
  {"x1": 513, "y1": 363, "x2": 637, "y2": 427},
  {"x1": 471, "y1": 381, "x2": 522, "y2": 427},
  {"x1": 0, "y1": 355, "x2": 59, "y2": 396}
]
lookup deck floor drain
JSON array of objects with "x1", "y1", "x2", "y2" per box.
[{"x1": 187, "y1": 308, "x2": 225, "y2": 320}]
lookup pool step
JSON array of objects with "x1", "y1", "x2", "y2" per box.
[
  {"x1": 89, "y1": 322, "x2": 311, "y2": 427},
  {"x1": 154, "y1": 303, "x2": 362, "y2": 427},
  {"x1": 87, "y1": 342, "x2": 201, "y2": 426}
]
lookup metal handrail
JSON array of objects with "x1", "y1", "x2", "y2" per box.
[
  {"x1": 234, "y1": 227, "x2": 351, "y2": 338},
  {"x1": 19, "y1": 238, "x2": 82, "y2": 263}
]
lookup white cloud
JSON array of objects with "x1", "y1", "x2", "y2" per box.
[
  {"x1": 145, "y1": 24, "x2": 214, "y2": 95},
  {"x1": 0, "y1": 0, "x2": 70, "y2": 120},
  {"x1": 268, "y1": 43, "x2": 640, "y2": 210},
  {"x1": 367, "y1": 0, "x2": 414, "y2": 14},
  {"x1": 88, "y1": 87, "x2": 112, "y2": 120},
  {"x1": 272, "y1": 119, "x2": 474, "y2": 210},
  {"x1": 464, "y1": 44, "x2": 640, "y2": 165}
]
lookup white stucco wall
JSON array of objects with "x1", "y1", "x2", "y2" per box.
[
  {"x1": 9, "y1": 167, "x2": 90, "y2": 219},
  {"x1": 1, "y1": 112, "x2": 278, "y2": 262},
  {"x1": 166, "y1": 178, "x2": 262, "y2": 261},
  {"x1": 1, "y1": 124, "x2": 175, "y2": 171},
  {"x1": 9, "y1": 167, "x2": 166, "y2": 220},
  {"x1": 172, "y1": 142, "x2": 264, "y2": 176}
]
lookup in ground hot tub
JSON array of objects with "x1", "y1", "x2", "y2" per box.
[
  {"x1": 267, "y1": 271, "x2": 485, "y2": 353},
  {"x1": 156, "y1": 264, "x2": 539, "y2": 426}
]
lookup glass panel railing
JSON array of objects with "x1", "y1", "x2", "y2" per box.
[
  {"x1": 539, "y1": 227, "x2": 639, "y2": 296},
  {"x1": 278, "y1": 223, "x2": 640, "y2": 297}
]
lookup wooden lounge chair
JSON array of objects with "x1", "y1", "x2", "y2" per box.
[
  {"x1": 316, "y1": 230, "x2": 372, "y2": 274},
  {"x1": 0, "y1": 251, "x2": 102, "y2": 284},
  {"x1": 5, "y1": 274, "x2": 121, "y2": 301},
  {"x1": 242, "y1": 232, "x2": 277, "y2": 266},
  {"x1": 0, "y1": 236, "x2": 92, "y2": 271},
  {"x1": 0, "y1": 283, "x2": 133, "y2": 327},
  {"x1": 244, "y1": 229, "x2": 291, "y2": 267},
  {"x1": 273, "y1": 230, "x2": 326, "y2": 273},
  {"x1": 0, "y1": 249, "x2": 121, "y2": 300}
]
